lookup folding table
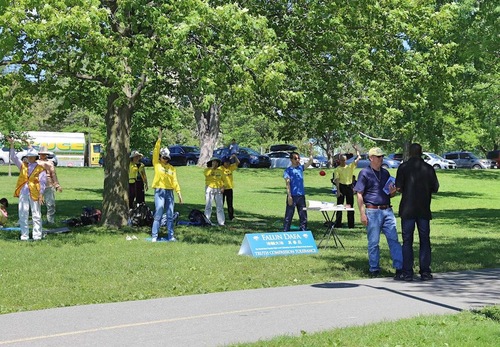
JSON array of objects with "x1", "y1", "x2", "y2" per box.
[{"x1": 308, "y1": 201, "x2": 355, "y2": 249}]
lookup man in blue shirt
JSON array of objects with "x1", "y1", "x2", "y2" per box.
[
  {"x1": 354, "y1": 147, "x2": 403, "y2": 279},
  {"x1": 283, "y1": 144, "x2": 313, "y2": 231}
]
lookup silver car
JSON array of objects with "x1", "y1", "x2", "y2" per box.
[
  {"x1": 422, "y1": 152, "x2": 456, "y2": 169},
  {"x1": 346, "y1": 154, "x2": 400, "y2": 169},
  {"x1": 0, "y1": 147, "x2": 10, "y2": 165},
  {"x1": 266, "y1": 151, "x2": 291, "y2": 168},
  {"x1": 442, "y1": 151, "x2": 495, "y2": 169}
]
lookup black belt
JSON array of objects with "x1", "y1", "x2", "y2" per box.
[{"x1": 365, "y1": 205, "x2": 391, "y2": 210}]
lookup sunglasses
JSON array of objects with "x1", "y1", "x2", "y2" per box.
[{"x1": 161, "y1": 156, "x2": 169, "y2": 160}]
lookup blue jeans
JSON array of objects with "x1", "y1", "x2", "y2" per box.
[
  {"x1": 365, "y1": 208, "x2": 402, "y2": 272},
  {"x1": 152, "y1": 189, "x2": 175, "y2": 239},
  {"x1": 401, "y1": 218, "x2": 431, "y2": 275},
  {"x1": 283, "y1": 195, "x2": 307, "y2": 231}
]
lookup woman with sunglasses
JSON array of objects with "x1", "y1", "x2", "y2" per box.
[{"x1": 150, "y1": 127, "x2": 183, "y2": 242}]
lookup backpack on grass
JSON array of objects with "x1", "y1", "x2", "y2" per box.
[
  {"x1": 66, "y1": 207, "x2": 102, "y2": 227},
  {"x1": 188, "y1": 209, "x2": 212, "y2": 226},
  {"x1": 80, "y1": 207, "x2": 102, "y2": 225},
  {"x1": 129, "y1": 203, "x2": 154, "y2": 227}
]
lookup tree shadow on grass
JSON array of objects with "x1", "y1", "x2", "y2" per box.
[
  {"x1": 439, "y1": 169, "x2": 500, "y2": 181},
  {"x1": 71, "y1": 187, "x2": 104, "y2": 195},
  {"x1": 261, "y1": 185, "x2": 334, "y2": 198},
  {"x1": 0, "y1": 225, "x2": 100, "y2": 247},
  {"x1": 432, "y1": 236, "x2": 500, "y2": 270},
  {"x1": 433, "y1": 191, "x2": 487, "y2": 199},
  {"x1": 318, "y1": 234, "x2": 500, "y2": 281},
  {"x1": 433, "y1": 208, "x2": 500, "y2": 232}
]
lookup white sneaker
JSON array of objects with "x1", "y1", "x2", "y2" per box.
[
  {"x1": 131, "y1": 235, "x2": 138, "y2": 240},
  {"x1": 126, "y1": 235, "x2": 132, "y2": 241},
  {"x1": 151, "y1": 237, "x2": 157, "y2": 243}
]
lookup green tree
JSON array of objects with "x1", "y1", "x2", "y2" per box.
[
  {"x1": 0, "y1": 1, "x2": 284, "y2": 227},
  {"x1": 442, "y1": 0, "x2": 499, "y2": 154}
]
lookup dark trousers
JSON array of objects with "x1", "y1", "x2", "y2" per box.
[
  {"x1": 283, "y1": 195, "x2": 307, "y2": 231},
  {"x1": 223, "y1": 189, "x2": 234, "y2": 220},
  {"x1": 129, "y1": 181, "x2": 145, "y2": 209},
  {"x1": 335, "y1": 183, "x2": 355, "y2": 228},
  {"x1": 401, "y1": 218, "x2": 432, "y2": 275}
]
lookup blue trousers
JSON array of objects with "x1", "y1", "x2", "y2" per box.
[
  {"x1": 365, "y1": 208, "x2": 403, "y2": 272},
  {"x1": 283, "y1": 195, "x2": 307, "y2": 231},
  {"x1": 401, "y1": 218, "x2": 432, "y2": 275},
  {"x1": 152, "y1": 189, "x2": 175, "y2": 239}
]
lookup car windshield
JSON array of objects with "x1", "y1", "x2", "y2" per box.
[
  {"x1": 245, "y1": 148, "x2": 260, "y2": 155},
  {"x1": 426, "y1": 153, "x2": 444, "y2": 160},
  {"x1": 183, "y1": 147, "x2": 199, "y2": 153}
]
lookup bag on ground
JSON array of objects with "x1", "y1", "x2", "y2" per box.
[
  {"x1": 80, "y1": 207, "x2": 102, "y2": 225},
  {"x1": 188, "y1": 209, "x2": 212, "y2": 226},
  {"x1": 129, "y1": 203, "x2": 154, "y2": 227}
]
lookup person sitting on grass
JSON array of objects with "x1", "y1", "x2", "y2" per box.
[{"x1": 0, "y1": 198, "x2": 9, "y2": 227}]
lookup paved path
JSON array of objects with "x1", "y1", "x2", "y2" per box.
[{"x1": 1, "y1": 268, "x2": 499, "y2": 346}]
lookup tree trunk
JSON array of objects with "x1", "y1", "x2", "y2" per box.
[
  {"x1": 102, "y1": 92, "x2": 132, "y2": 228},
  {"x1": 195, "y1": 103, "x2": 221, "y2": 167}
]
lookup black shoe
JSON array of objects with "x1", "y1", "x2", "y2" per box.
[
  {"x1": 394, "y1": 270, "x2": 414, "y2": 281},
  {"x1": 420, "y1": 272, "x2": 433, "y2": 281},
  {"x1": 369, "y1": 270, "x2": 380, "y2": 278},
  {"x1": 403, "y1": 274, "x2": 414, "y2": 282},
  {"x1": 393, "y1": 269, "x2": 404, "y2": 281}
]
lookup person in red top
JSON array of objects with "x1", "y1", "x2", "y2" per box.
[{"x1": 8, "y1": 137, "x2": 47, "y2": 241}]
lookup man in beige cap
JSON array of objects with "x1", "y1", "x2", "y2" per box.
[
  {"x1": 353, "y1": 147, "x2": 403, "y2": 279},
  {"x1": 37, "y1": 146, "x2": 62, "y2": 224}
]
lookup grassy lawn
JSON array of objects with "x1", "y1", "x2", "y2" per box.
[
  {"x1": 234, "y1": 306, "x2": 500, "y2": 346},
  {"x1": 0, "y1": 165, "x2": 499, "y2": 343}
]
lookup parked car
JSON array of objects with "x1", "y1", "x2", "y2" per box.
[
  {"x1": 442, "y1": 151, "x2": 495, "y2": 169},
  {"x1": 266, "y1": 151, "x2": 291, "y2": 168},
  {"x1": 299, "y1": 154, "x2": 320, "y2": 168},
  {"x1": 140, "y1": 155, "x2": 152, "y2": 167},
  {"x1": 387, "y1": 153, "x2": 403, "y2": 162},
  {"x1": 332, "y1": 153, "x2": 354, "y2": 167},
  {"x1": 168, "y1": 145, "x2": 200, "y2": 166},
  {"x1": 17, "y1": 146, "x2": 58, "y2": 166},
  {"x1": 0, "y1": 146, "x2": 58, "y2": 166},
  {"x1": 214, "y1": 146, "x2": 271, "y2": 168},
  {"x1": 0, "y1": 147, "x2": 10, "y2": 165},
  {"x1": 314, "y1": 155, "x2": 329, "y2": 168},
  {"x1": 269, "y1": 144, "x2": 297, "y2": 152},
  {"x1": 422, "y1": 152, "x2": 456, "y2": 169},
  {"x1": 346, "y1": 154, "x2": 401, "y2": 169},
  {"x1": 486, "y1": 150, "x2": 500, "y2": 168}
]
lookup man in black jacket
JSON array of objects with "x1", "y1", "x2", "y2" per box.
[{"x1": 396, "y1": 143, "x2": 440, "y2": 281}]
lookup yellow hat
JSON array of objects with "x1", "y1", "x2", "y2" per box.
[{"x1": 368, "y1": 147, "x2": 385, "y2": 156}]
